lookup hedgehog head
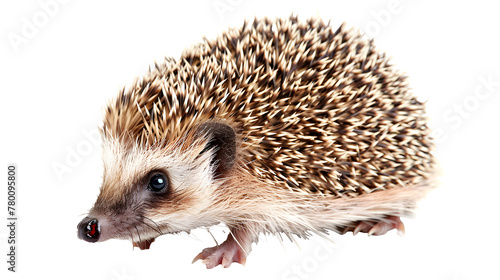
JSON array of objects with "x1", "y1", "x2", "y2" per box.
[{"x1": 77, "y1": 78, "x2": 238, "y2": 245}]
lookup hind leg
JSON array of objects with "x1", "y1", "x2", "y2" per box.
[{"x1": 343, "y1": 216, "x2": 405, "y2": 236}]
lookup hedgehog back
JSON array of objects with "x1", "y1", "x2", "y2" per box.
[{"x1": 103, "y1": 16, "x2": 434, "y2": 198}]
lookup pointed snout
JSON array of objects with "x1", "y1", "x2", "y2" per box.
[{"x1": 77, "y1": 217, "x2": 100, "y2": 243}]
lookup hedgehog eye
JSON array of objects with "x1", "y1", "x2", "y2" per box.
[{"x1": 147, "y1": 174, "x2": 167, "y2": 192}]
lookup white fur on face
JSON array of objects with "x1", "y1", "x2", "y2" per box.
[{"x1": 94, "y1": 136, "x2": 222, "y2": 242}]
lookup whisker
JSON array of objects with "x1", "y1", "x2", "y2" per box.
[
  {"x1": 132, "y1": 202, "x2": 143, "y2": 212},
  {"x1": 121, "y1": 222, "x2": 135, "y2": 246},
  {"x1": 206, "y1": 228, "x2": 219, "y2": 246},
  {"x1": 175, "y1": 175, "x2": 190, "y2": 191},
  {"x1": 140, "y1": 215, "x2": 164, "y2": 235},
  {"x1": 139, "y1": 219, "x2": 163, "y2": 235},
  {"x1": 134, "y1": 225, "x2": 143, "y2": 246},
  {"x1": 78, "y1": 212, "x2": 90, "y2": 218}
]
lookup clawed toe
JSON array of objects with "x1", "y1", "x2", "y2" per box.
[
  {"x1": 192, "y1": 244, "x2": 247, "y2": 269},
  {"x1": 192, "y1": 233, "x2": 249, "y2": 269},
  {"x1": 353, "y1": 221, "x2": 374, "y2": 235},
  {"x1": 368, "y1": 216, "x2": 405, "y2": 236},
  {"x1": 344, "y1": 216, "x2": 405, "y2": 236}
]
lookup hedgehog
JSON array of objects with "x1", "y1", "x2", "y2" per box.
[{"x1": 77, "y1": 15, "x2": 435, "y2": 269}]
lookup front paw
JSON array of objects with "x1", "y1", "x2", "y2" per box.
[
  {"x1": 133, "y1": 238, "x2": 155, "y2": 250},
  {"x1": 192, "y1": 238, "x2": 247, "y2": 269}
]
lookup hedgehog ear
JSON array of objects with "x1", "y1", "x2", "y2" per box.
[{"x1": 196, "y1": 122, "x2": 236, "y2": 176}]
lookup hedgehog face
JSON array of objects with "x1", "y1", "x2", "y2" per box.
[{"x1": 77, "y1": 122, "x2": 237, "y2": 247}]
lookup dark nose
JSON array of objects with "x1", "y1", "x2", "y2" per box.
[{"x1": 77, "y1": 218, "x2": 100, "y2": 242}]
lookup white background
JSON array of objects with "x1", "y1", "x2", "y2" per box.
[{"x1": 1, "y1": 0, "x2": 499, "y2": 279}]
